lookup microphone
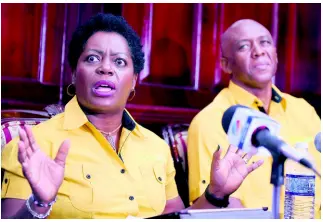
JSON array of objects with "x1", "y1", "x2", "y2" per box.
[
  {"x1": 222, "y1": 105, "x2": 314, "y2": 169},
  {"x1": 314, "y1": 132, "x2": 321, "y2": 153}
]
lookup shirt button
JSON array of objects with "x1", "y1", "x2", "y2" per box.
[
  {"x1": 158, "y1": 177, "x2": 162, "y2": 181},
  {"x1": 4, "y1": 178, "x2": 8, "y2": 184},
  {"x1": 129, "y1": 196, "x2": 134, "y2": 201},
  {"x1": 86, "y1": 174, "x2": 91, "y2": 179},
  {"x1": 121, "y1": 169, "x2": 126, "y2": 174},
  {"x1": 202, "y1": 180, "x2": 206, "y2": 184}
]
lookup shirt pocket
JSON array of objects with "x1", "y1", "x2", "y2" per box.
[
  {"x1": 139, "y1": 162, "x2": 166, "y2": 214},
  {"x1": 1, "y1": 175, "x2": 10, "y2": 198},
  {"x1": 65, "y1": 163, "x2": 94, "y2": 213}
]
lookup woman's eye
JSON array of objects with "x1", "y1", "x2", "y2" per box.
[
  {"x1": 86, "y1": 55, "x2": 100, "y2": 63},
  {"x1": 115, "y1": 58, "x2": 126, "y2": 67}
]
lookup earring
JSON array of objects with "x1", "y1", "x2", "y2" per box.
[
  {"x1": 67, "y1": 84, "x2": 75, "y2": 96},
  {"x1": 128, "y1": 88, "x2": 136, "y2": 101}
]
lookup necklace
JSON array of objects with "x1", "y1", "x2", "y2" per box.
[{"x1": 99, "y1": 124, "x2": 122, "y2": 152}]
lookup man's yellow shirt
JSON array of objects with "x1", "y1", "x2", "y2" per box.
[
  {"x1": 1, "y1": 96, "x2": 178, "y2": 218},
  {"x1": 188, "y1": 81, "x2": 321, "y2": 218}
]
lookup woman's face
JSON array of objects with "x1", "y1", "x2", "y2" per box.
[{"x1": 74, "y1": 31, "x2": 137, "y2": 113}]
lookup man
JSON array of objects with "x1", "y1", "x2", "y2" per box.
[{"x1": 187, "y1": 19, "x2": 321, "y2": 218}]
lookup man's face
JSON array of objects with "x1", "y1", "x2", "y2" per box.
[{"x1": 222, "y1": 21, "x2": 278, "y2": 88}]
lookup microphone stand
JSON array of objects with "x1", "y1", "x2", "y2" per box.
[{"x1": 270, "y1": 151, "x2": 287, "y2": 219}]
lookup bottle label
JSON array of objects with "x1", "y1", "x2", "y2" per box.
[{"x1": 285, "y1": 174, "x2": 315, "y2": 196}]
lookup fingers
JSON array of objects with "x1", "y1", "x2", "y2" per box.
[
  {"x1": 223, "y1": 144, "x2": 236, "y2": 159},
  {"x1": 236, "y1": 149, "x2": 245, "y2": 158},
  {"x1": 224, "y1": 144, "x2": 246, "y2": 159},
  {"x1": 25, "y1": 126, "x2": 38, "y2": 152},
  {"x1": 54, "y1": 140, "x2": 71, "y2": 168},
  {"x1": 242, "y1": 153, "x2": 252, "y2": 164},
  {"x1": 247, "y1": 159, "x2": 264, "y2": 174},
  {"x1": 227, "y1": 144, "x2": 237, "y2": 153},
  {"x1": 17, "y1": 141, "x2": 27, "y2": 164},
  {"x1": 18, "y1": 127, "x2": 35, "y2": 159},
  {"x1": 18, "y1": 128, "x2": 29, "y2": 151},
  {"x1": 18, "y1": 128, "x2": 33, "y2": 159},
  {"x1": 211, "y1": 145, "x2": 222, "y2": 171}
]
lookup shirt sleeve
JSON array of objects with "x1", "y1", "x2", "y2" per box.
[
  {"x1": 187, "y1": 109, "x2": 243, "y2": 203},
  {"x1": 1, "y1": 170, "x2": 31, "y2": 200},
  {"x1": 305, "y1": 101, "x2": 321, "y2": 218},
  {"x1": 1, "y1": 137, "x2": 32, "y2": 200},
  {"x1": 165, "y1": 144, "x2": 179, "y2": 200},
  {"x1": 1, "y1": 127, "x2": 52, "y2": 200}
]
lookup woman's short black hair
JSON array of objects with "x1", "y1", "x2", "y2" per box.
[{"x1": 68, "y1": 13, "x2": 145, "y2": 74}]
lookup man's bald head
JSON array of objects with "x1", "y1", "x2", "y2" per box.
[
  {"x1": 221, "y1": 19, "x2": 273, "y2": 58},
  {"x1": 219, "y1": 19, "x2": 277, "y2": 89}
]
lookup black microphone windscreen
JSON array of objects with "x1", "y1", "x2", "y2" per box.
[{"x1": 221, "y1": 105, "x2": 248, "y2": 133}]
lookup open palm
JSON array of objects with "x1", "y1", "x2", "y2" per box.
[
  {"x1": 209, "y1": 145, "x2": 264, "y2": 197},
  {"x1": 17, "y1": 126, "x2": 70, "y2": 203}
]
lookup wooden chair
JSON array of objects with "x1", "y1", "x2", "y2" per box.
[
  {"x1": 1, "y1": 104, "x2": 65, "y2": 150},
  {"x1": 162, "y1": 124, "x2": 190, "y2": 207},
  {"x1": 1, "y1": 104, "x2": 65, "y2": 184}
]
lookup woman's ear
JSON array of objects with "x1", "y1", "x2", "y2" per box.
[
  {"x1": 72, "y1": 74, "x2": 76, "y2": 84},
  {"x1": 132, "y1": 74, "x2": 138, "y2": 89}
]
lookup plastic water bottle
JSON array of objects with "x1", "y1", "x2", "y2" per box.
[{"x1": 284, "y1": 142, "x2": 315, "y2": 219}]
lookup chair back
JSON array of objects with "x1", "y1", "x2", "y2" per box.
[
  {"x1": 162, "y1": 124, "x2": 190, "y2": 207},
  {"x1": 1, "y1": 104, "x2": 65, "y2": 184}
]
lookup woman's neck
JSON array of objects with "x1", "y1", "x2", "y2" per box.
[
  {"x1": 77, "y1": 101, "x2": 124, "y2": 133},
  {"x1": 87, "y1": 112, "x2": 123, "y2": 153},
  {"x1": 87, "y1": 112, "x2": 123, "y2": 133}
]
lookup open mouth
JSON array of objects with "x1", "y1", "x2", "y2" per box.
[
  {"x1": 96, "y1": 84, "x2": 114, "y2": 92},
  {"x1": 92, "y1": 80, "x2": 116, "y2": 97}
]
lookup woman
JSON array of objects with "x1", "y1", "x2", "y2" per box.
[{"x1": 1, "y1": 13, "x2": 263, "y2": 219}]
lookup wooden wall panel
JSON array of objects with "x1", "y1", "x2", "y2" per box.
[
  {"x1": 147, "y1": 4, "x2": 194, "y2": 87},
  {"x1": 42, "y1": 3, "x2": 66, "y2": 85},
  {"x1": 1, "y1": 3, "x2": 42, "y2": 80},
  {"x1": 1, "y1": 3, "x2": 321, "y2": 124},
  {"x1": 198, "y1": 3, "x2": 220, "y2": 91},
  {"x1": 276, "y1": 3, "x2": 321, "y2": 95},
  {"x1": 199, "y1": 3, "x2": 275, "y2": 92},
  {"x1": 78, "y1": 3, "x2": 104, "y2": 24},
  {"x1": 122, "y1": 3, "x2": 145, "y2": 37}
]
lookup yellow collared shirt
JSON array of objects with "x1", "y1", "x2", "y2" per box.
[
  {"x1": 1, "y1": 96, "x2": 178, "y2": 218},
  {"x1": 188, "y1": 81, "x2": 321, "y2": 218}
]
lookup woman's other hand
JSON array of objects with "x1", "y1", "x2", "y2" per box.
[{"x1": 17, "y1": 126, "x2": 70, "y2": 203}]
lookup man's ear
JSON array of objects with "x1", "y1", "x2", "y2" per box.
[{"x1": 220, "y1": 57, "x2": 232, "y2": 74}]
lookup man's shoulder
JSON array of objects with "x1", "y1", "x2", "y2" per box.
[
  {"x1": 190, "y1": 88, "x2": 233, "y2": 128},
  {"x1": 282, "y1": 92, "x2": 315, "y2": 110}
]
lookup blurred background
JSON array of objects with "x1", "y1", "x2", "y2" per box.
[{"x1": 1, "y1": 3, "x2": 321, "y2": 134}]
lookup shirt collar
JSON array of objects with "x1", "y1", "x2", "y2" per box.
[
  {"x1": 228, "y1": 80, "x2": 285, "y2": 108},
  {"x1": 63, "y1": 96, "x2": 88, "y2": 130},
  {"x1": 63, "y1": 96, "x2": 145, "y2": 138}
]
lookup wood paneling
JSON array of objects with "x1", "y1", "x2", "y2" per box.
[
  {"x1": 276, "y1": 3, "x2": 321, "y2": 95},
  {"x1": 1, "y1": 3, "x2": 321, "y2": 125},
  {"x1": 1, "y1": 4, "x2": 42, "y2": 79}
]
